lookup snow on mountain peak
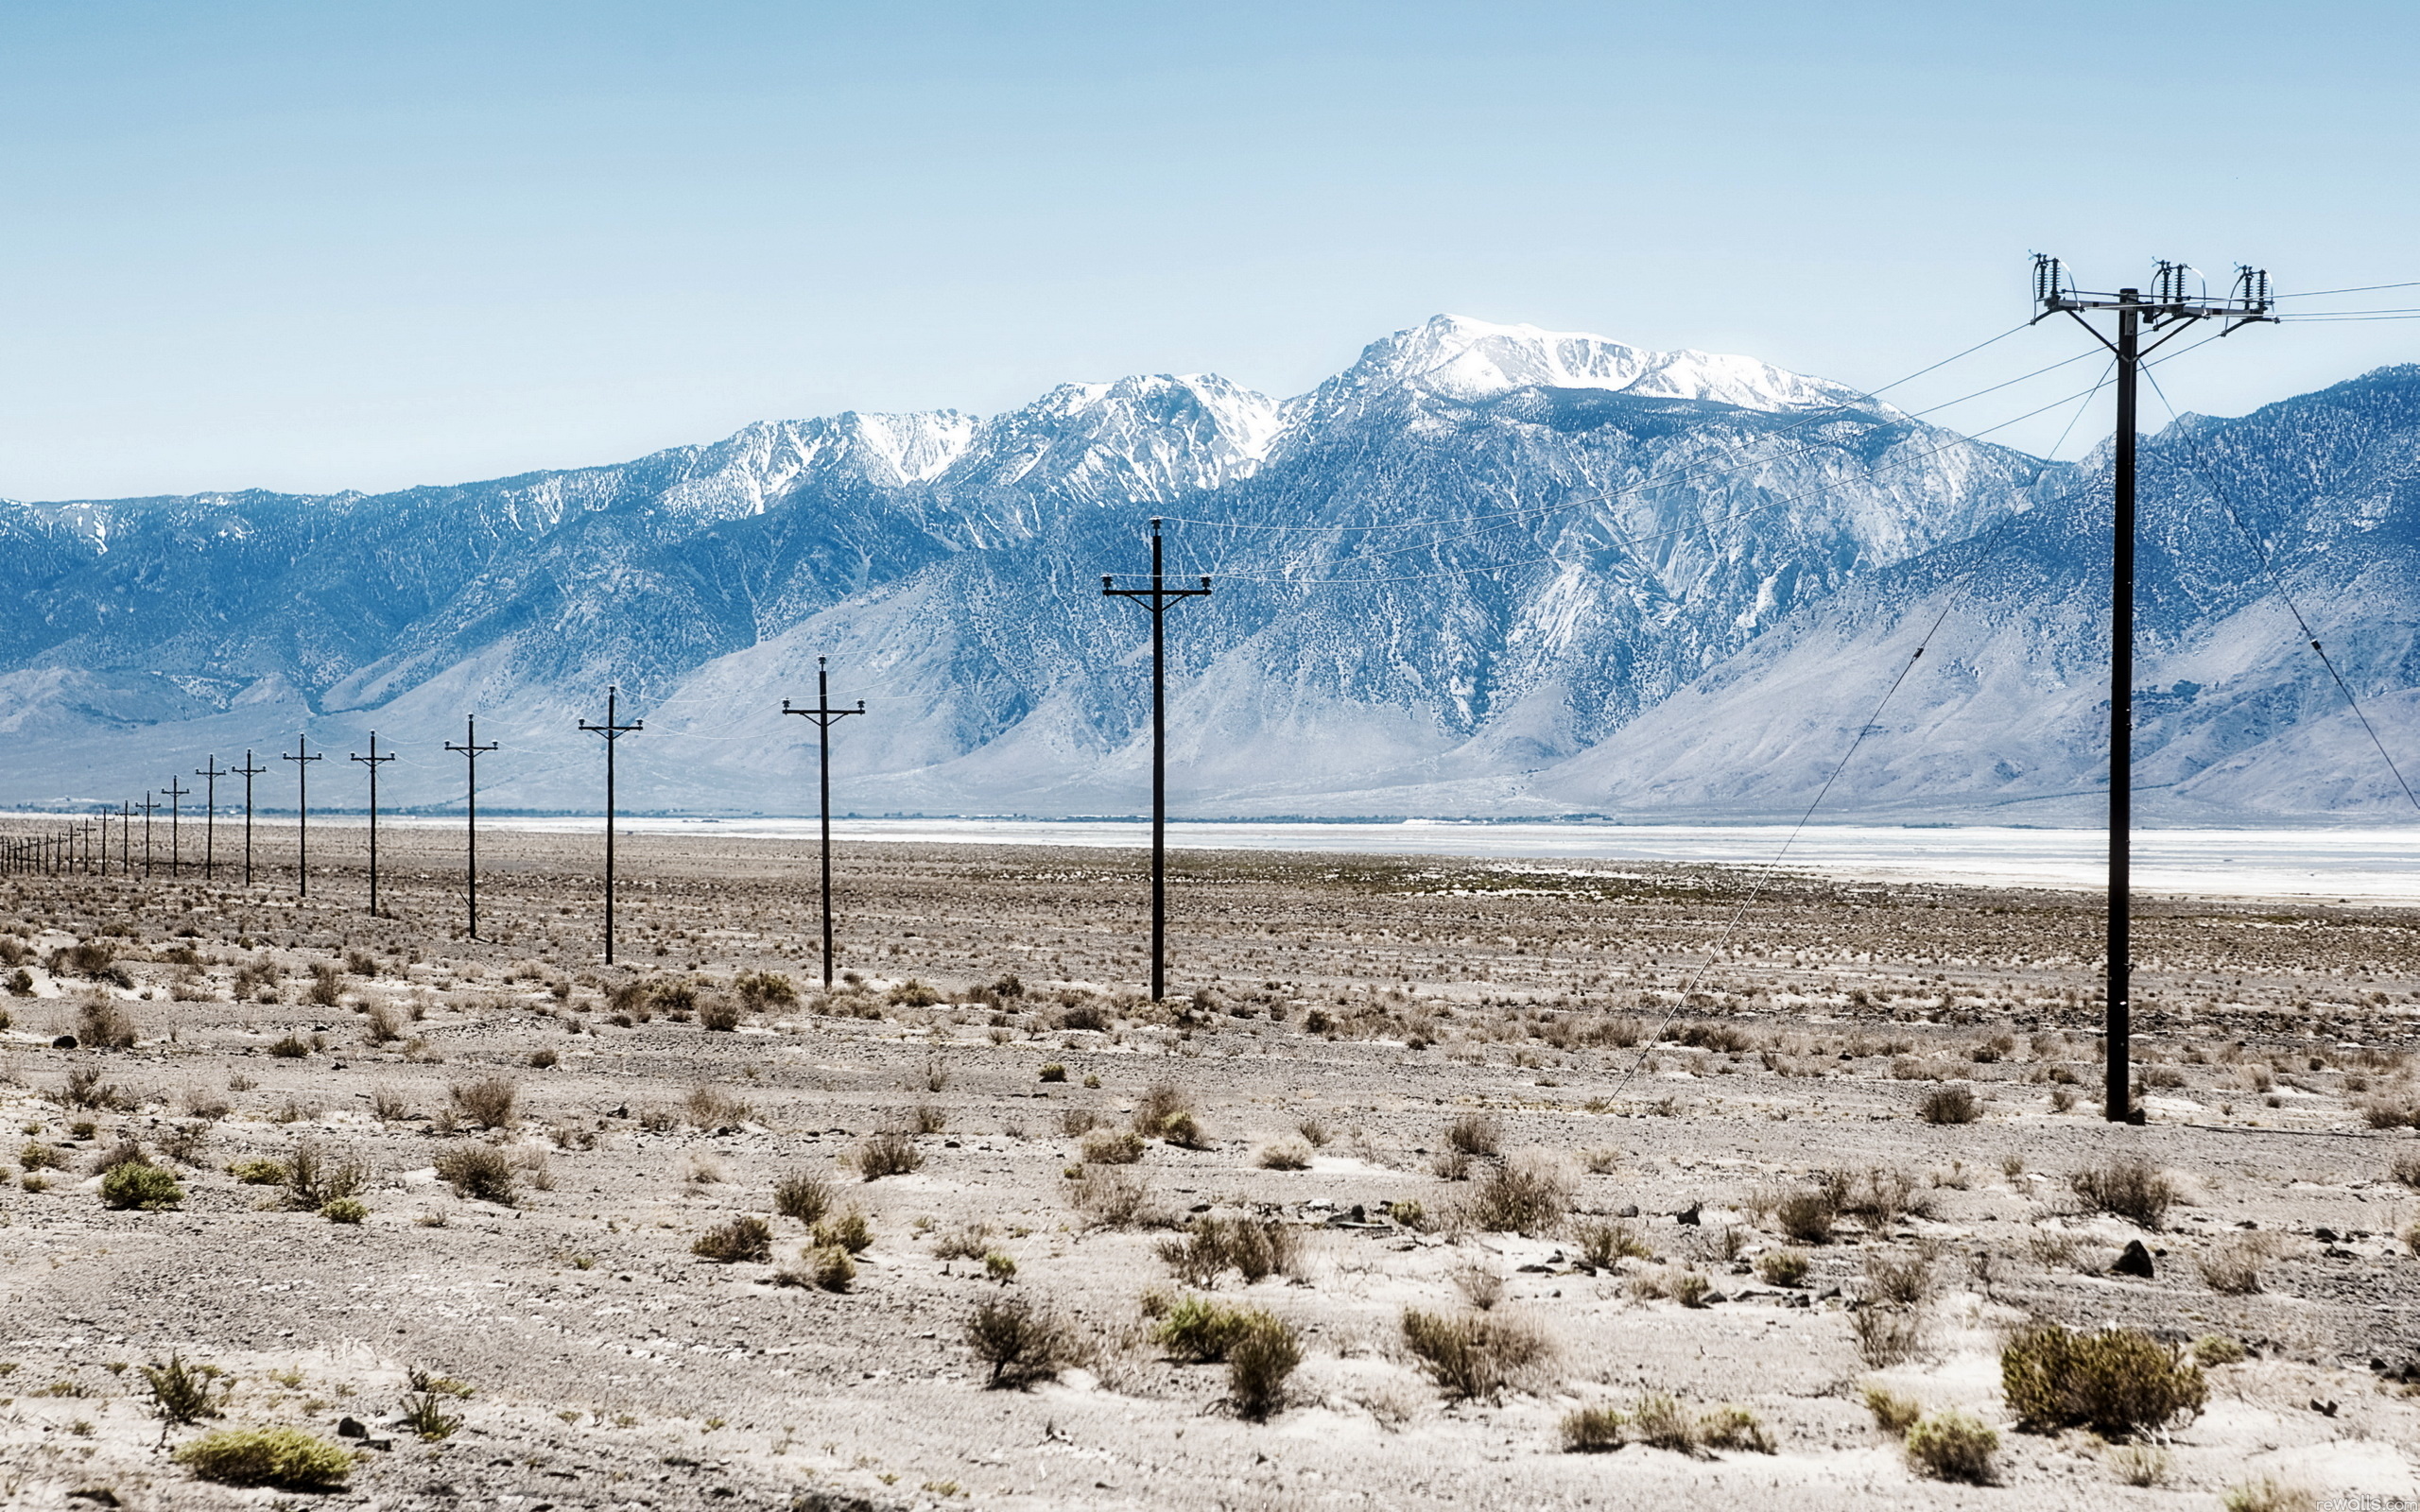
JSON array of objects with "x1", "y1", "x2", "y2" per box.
[{"x1": 1333, "y1": 313, "x2": 1868, "y2": 415}]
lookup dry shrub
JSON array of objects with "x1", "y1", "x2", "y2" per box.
[
  {"x1": 1080, "y1": 1130, "x2": 1145, "y2": 1165},
  {"x1": 1574, "y1": 1218, "x2": 1653, "y2": 1270},
  {"x1": 1918, "y1": 1086, "x2": 1979, "y2": 1125},
  {"x1": 773, "y1": 1171, "x2": 835, "y2": 1225},
  {"x1": 1561, "y1": 1403, "x2": 1627, "y2": 1452},
  {"x1": 1461, "y1": 1152, "x2": 1570, "y2": 1235},
  {"x1": 1862, "y1": 1251, "x2": 1931, "y2": 1306},
  {"x1": 965, "y1": 1297, "x2": 1070, "y2": 1387},
  {"x1": 692, "y1": 1215, "x2": 774, "y2": 1263},
  {"x1": 2390, "y1": 1149, "x2": 2420, "y2": 1189},
  {"x1": 1756, "y1": 1247, "x2": 1810, "y2": 1286},
  {"x1": 1852, "y1": 1305, "x2": 1923, "y2": 1366},
  {"x1": 1904, "y1": 1411, "x2": 1997, "y2": 1484},
  {"x1": 433, "y1": 1145, "x2": 516, "y2": 1205},
  {"x1": 908, "y1": 1103, "x2": 947, "y2": 1135},
  {"x1": 1156, "y1": 1216, "x2": 1302, "y2": 1287},
  {"x1": 684, "y1": 1084, "x2": 752, "y2": 1126},
  {"x1": 1443, "y1": 1112, "x2": 1500, "y2": 1157},
  {"x1": 733, "y1": 970, "x2": 796, "y2": 1011},
  {"x1": 362, "y1": 1003, "x2": 403, "y2": 1044},
  {"x1": 697, "y1": 995, "x2": 742, "y2": 1032},
  {"x1": 2196, "y1": 1236, "x2": 2278, "y2": 1295},
  {"x1": 285, "y1": 1142, "x2": 369, "y2": 1211},
  {"x1": 1774, "y1": 1187, "x2": 1838, "y2": 1244},
  {"x1": 1132, "y1": 1082, "x2": 1207, "y2": 1146},
  {"x1": 1058, "y1": 1107, "x2": 1100, "y2": 1137},
  {"x1": 1068, "y1": 1166, "x2": 1161, "y2": 1228},
  {"x1": 2000, "y1": 1324, "x2": 2206, "y2": 1435},
  {"x1": 180, "y1": 1086, "x2": 233, "y2": 1121},
  {"x1": 2360, "y1": 1098, "x2": 2418, "y2": 1130},
  {"x1": 1399, "y1": 1307, "x2": 1549, "y2": 1400},
  {"x1": 1255, "y1": 1140, "x2": 1311, "y2": 1171},
  {"x1": 2221, "y1": 1478, "x2": 2318, "y2": 1512},
  {"x1": 447, "y1": 1076, "x2": 518, "y2": 1130},
  {"x1": 812, "y1": 1210, "x2": 873, "y2": 1253},
  {"x1": 854, "y1": 1130, "x2": 923, "y2": 1180},
  {"x1": 76, "y1": 998, "x2": 136, "y2": 1050},
  {"x1": 776, "y1": 1244, "x2": 855, "y2": 1292},
  {"x1": 930, "y1": 1222, "x2": 994, "y2": 1262},
  {"x1": 2071, "y1": 1157, "x2": 2177, "y2": 1228}
]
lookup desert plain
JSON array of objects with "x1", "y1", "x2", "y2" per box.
[{"x1": 0, "y1": 819, "x2": 2414, "y2": 1511}]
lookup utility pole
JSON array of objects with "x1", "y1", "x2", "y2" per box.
[
  {"x1": 139, "y1": 792, "x2": 158, "y2": 878},
  {"x1": 164, "y1": 776, "x2": 190, "y2": 876},
  {"x1": 283, "y1": 736, "x2": 323, "y2": 897},
  {"x1": 119, "y1": 799, "x2": 131, "y2": 876},
  {"x1": 1099, "y1": 517, "x2": 1213, "y2": 1002},
  {"x1": 351, "y1": 732, "x2": 395, "y2": 917},
  {"x1": 233, "y1": 752, "x2": 266, "y2": 886},
  {"x1": 445, "y1": 716, "x2": 499, "y2": 940},
  {"x1": 95, "y1": 808, "x2": 108, "y2": 878},
  {"x1": 579, "y1": 687, "x2": 643, "y2": 966},
  {"x1": 783, "y1": 657, "x2": 866, "y2": 988},
  {"x1": 2033, "y1": 255, "x2": 2273, "y2": 1124},
  {"x1": 196, "y1": 755, "x2": 224, "y2": 881}
]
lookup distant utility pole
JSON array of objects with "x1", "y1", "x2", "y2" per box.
[
  {"x1": 195, "y1": 755, "x2": 224, "y2": 881},
  {"x1": 579, "y1": 686, "x2": 643, "y2": 966},
  {"x1": 95, "y1": 808, "x2": 109, "y2": 877},
  {"x1": 119, "y1": 799, "x2": 131, "y2": 876},
  {"x1": 164, "y1": 776, "x2": 190, "y2": 877},
  {"x1": 1099, "y1": 516, "x2": 1213, "y2": 1002},
  {"x1": 139, "y1": 792, "x2": 158, "y2": 878},
  {"x1": 2032, "y1": 255, "x2": 2273, "y2": 1124},
  {"x1": 783, "y1": 656, "x2": 866, "y2": 988},
  {"x1": 233, "y1": 752, "x2": 266, "y2": 886},
  {"x1": 445, "y1": 716, "x2": 499, "y2": 940},
  {"x1": 351, "y1": 732, "x2": 396, "y2": 917},
  {"x1": 283, "y1": 736, "x2": 323, "y2": 897}
]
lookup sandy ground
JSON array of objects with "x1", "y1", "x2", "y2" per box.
[{"x1": 0, "y1": 820, "x2": 2414, "y2": 1510}]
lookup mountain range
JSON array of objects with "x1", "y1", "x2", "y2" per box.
[{"x1": 5, "y1": 313, "x2": 2418, "y2": 824}]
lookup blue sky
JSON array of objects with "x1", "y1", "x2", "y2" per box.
[{"x1": 4, "y1": 0, "x2": 2415, "y2": 499}]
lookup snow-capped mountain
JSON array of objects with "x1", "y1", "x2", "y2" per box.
[{"x1": 0, "y1": 316, "x2": 2412, "y2": 822}]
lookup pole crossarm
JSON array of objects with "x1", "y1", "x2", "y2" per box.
[
  {"x1": 1098, "y1": 516, "x2": 1212, "y2": 1002},
  {"x1": 784, "y1": 655, "x2": 867, "y2": 988}
]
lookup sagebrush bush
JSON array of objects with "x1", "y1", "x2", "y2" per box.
[
  {"x1": 174, "y1": 1426, "x2": 353, "y2": 1488},
  {"x1": 433, "y1": 1145, "x2": 516, "y2": 1205},
  {"x1": 1574, "y1": 1218, "x2": 1653, "y2": 1270},
  {"x1": 2221, "y1": 1477, "x2": 2318, "y2": 1512},
  {"x1": 1399, "y1": 1308, "x2": 1549, "y2": 1400},
  {"x1": 76, "y1": 997, "x2": 137, "y2": 1049},
  {"x1": 813, "y1": 1210, "x2": 873, "y2": 1254},
  {"x1": 1756, "y1": 1248, "x2": 1810, "y2": 1286},
  {"x1": 1068, "y1": 1166, "x2": 1160, "y2": 1228},
  {"x1": 734, "y1": 970, "x2": 796, "y2": 1011},
  {"x1": 965, "y1": 1297, "x2": 1069, "y2": 1387},
  {"x1": 100, "y1": 1160, "x2": 183, "y2": 1210},
  {"x1": 1852, "y1": 1305, "x2": 1922, "y2": 1367},
  {"x1": 1774, "y1": 1188, "x2": 1837, "y2": 1244},
  {"x1": 1904, "y1": 1411, "x2": 1996, "y2": 1484},
  {"x1": 693, "y1": 1215, "x2": 774, "y2": 1263},
  {"x1": 1863, "y1": 1383, "x2": 1922, "y2": 1435},
  {"x1": 2001, "y1": 1324, "x2": 2205, "y2": 1435},
  {"x1": 773, "y1": 1171, "x2": 835, "y2": 1225},
  {"x1": 1443, "y1": 1112, "x2": 1500, "y2": 1157},
  {"x1": 2070, "y1": 1157, "x2": 2176, "y2": 1228},
  {"x1": 2196, "y1": 1238, "x2": 2272, "y2": 1295},
  {"x1": 698, "y1": 995, "x2": 742, "y2": 1032},
  {"x1": 285, "y1": 1142, "x2": 369, "y2": 1211},
  {"x1": 1226, "y1": 1311, "x2": 1301, "y2": 1419},
  {"x1": 1255, "y1": 1140, "x2": 1311, "y2": 1171}
]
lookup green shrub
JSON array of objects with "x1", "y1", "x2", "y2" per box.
[
  {"x1": 1861, "y1": 1383, "x2": 1922, "y2": 1435},
  {"x1": 400, "y1": 1390, "x2": 460, "y2": 1441},
  {"x1": 1756, "y1": 1248, "x2": 1810, "y2": 1287},
  {"x1": 1038, "y1": 1062, "x2": 1067, "y2": 1082},
  {"x1": 2192, "y1": 1334, "x2": 2247, "y2": 1367},
  {"x1": 888, "y1": 978, "x2": 942, "y2": 1007},
  {"x1": 813, "y1": 1210, "x2": 873, "y2": 1254},
  {"x1": 854, "y1": 1130, "x2": 923, "y2": 1179},
  {"x1": 1698, "y1": 1404, "x2": 1774, "y2": 1453},
  {"x1": 1399, "y1": 1308, "x2": 1549, "y2": 1400},
  {"x1": 141, "y1": 1352, "x2": 227, "y2": 1427},
  {"x1": 692, "y1": 1216, "x2": 774, "y2": 1263},
  {"x1": 174, "y1": 1426, "x2": 354, "y2": 1488},
  {"x1": 1904, "y1": 1410, "x2": 1996, "y2": 1484},
  {"x1": 1155, "y1": 1216, "x2": 1300, "y2": 1287},
  {"x1": 320, "y1": 1197, "x2": 368, "y2": 1225},
  {"x1": 1574, "y1": 1218, "x2": 1653, "y2": 1269},
  {"x1": 1151, "y1": 1296, "x2": 1256, "y2": 1362},
  {"x1": 1629, "y1": 1391, "x2": 1696, "y2": 1452},
  {"x1": 733, "y1": 970, "x2": 797, "y2": 1010},
  {"x1": 100, "y1": 1161, "x2": 183, "y2": 1210},
  {"x1": 776, "y1": 1244, "x2": 856, "y2": 1292},
  {"x1": 229, "y1": 1157, "x2": 287, "y2": 1185},
  {"x1": 2001, "y1": 1324, "x2": 2205, "y2": 1435},
  {"x1": 285, "y1": 1142, "x2": 369, "y2": 1211},
  {"x1": 1226, "y1": 1311, "x2": 1301, "y2": 1419},
  {"x1": 1561, "y1": 1403, "x2": 1626, "y2": 1452}
]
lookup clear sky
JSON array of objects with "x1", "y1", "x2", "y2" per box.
[{"x1": 5, "y1": 0, "x2": 2416, "y2": 500}]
